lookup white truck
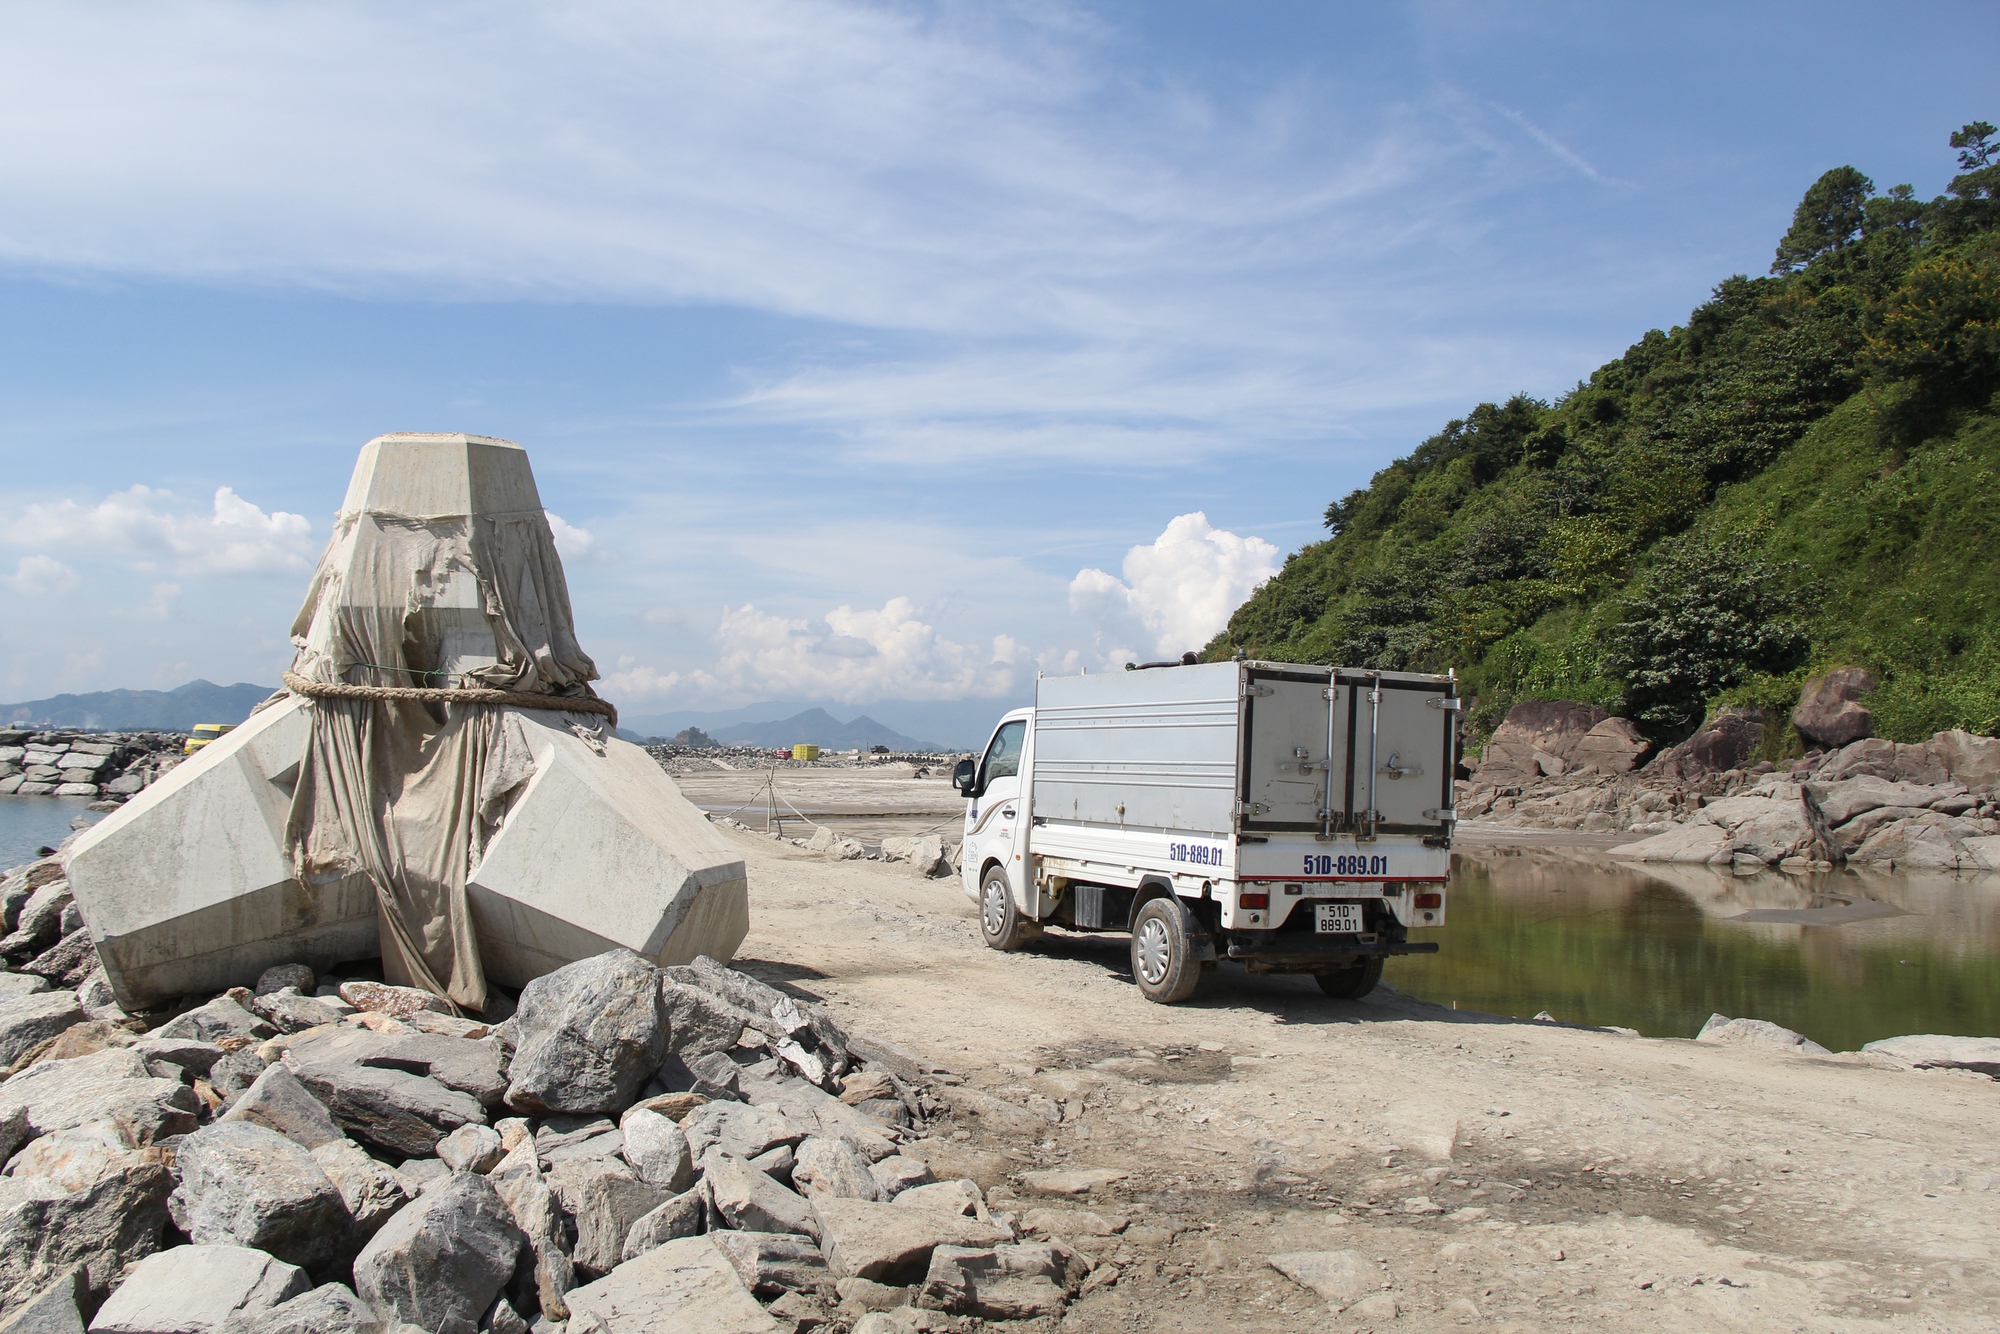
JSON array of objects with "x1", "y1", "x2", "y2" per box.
[{"x1": 952, "y1": 658, "x2": 1459, "y2": 1003}]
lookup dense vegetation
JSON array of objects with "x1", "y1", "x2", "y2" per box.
[{"x1": 1214, "y1": 124, "x2": 2000, "y2": 757}]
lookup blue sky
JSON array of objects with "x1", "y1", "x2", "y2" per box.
[{"x1": 1, "y1": 1, "x2": 1993, "y2": 732}]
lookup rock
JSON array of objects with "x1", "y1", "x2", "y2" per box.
[
  {"x1": 1017, "y1": 1168, "x2": 1126, "y2": 1197},
  {"x1": 792, "y1": 1136, "x2": 883, "y2": 1203},
  {"x1": 740, "y1": 1079, "x2": 897, "y2": 1163},
  {"x1": 208, "y1": 1049, "x2": 268, "y2": 1103},
  {"x1": 1695, "y1": 795, "x2": 1818, "y2": 863},
  {"x1": 684, "y1": 1102, "x2": 809, "y2": 1162},
  {"x1": 2, "y1": 884, "x2": 73, "y2": 961},
  {"x1": 9, "y1": 1122, "x2": 160, "y2": 1193},
  {"x1": 351, "y1": 1172, "x2": 523, "y2": 1332},
  {"x1": 437, "y1": 1123, "x2": 506, "y2": 1174},
  {"x1": 834, "y1": 1277, "x2": 908, "y2": 1313},
  {"x1": 549, "y1": 1155, "x2": 675, "y2": 1276},
  {"x1": 171, "y1": 1121, "x2": 351, "y2": 1272},
  {"x1": 667, "y1": 958, "x2": 850, "y2": 1083},
  {"x1": 1608, "y1": 822, "x2": 1735, "y2": 864},
  {"x1": 1928, "y1": 729, "x2": 2000, "y2": 791},
  {"x1": 22, "y1": 931, "x2": 97, "y2": 988},
  {"x1": 917, "y1": 1243, "x2": 1071, "y2": 1319},
  {"x1": 73, "y1": 971, "x2": 133, "y2": 1026},
  {"x1": 155, "y1": 996, "x2": 278, "y2": 1047},
  {"x1": 835, "y1": 1071, "x2": 894, "y2": 1106},
  {"x1": 255, "y1": 965, "x2": 317, "y2": 996},
  {"x1": 701, "y1": 1150, "x2": 820, "y2": 1239},
  {"x1": 288, "y1": 1025, "x2": 505, "y2": 1106},
  {"x1": 481, "y1": 1294, "x2": 529, "y2": 1334},
  {"x1": 750, "y1": 1143, "x2": 795, "y2": 1181},
  {"x1": 621, "y1": 1185, "x2": 707, "y2": 1261},
  {"x1": 1570, "y1": 717, "x2": 1651, "y2": 774},
  {"x1": 214, "y1": 1282, "x2": 377, "y2": 1334},
  {"x1": 1648, "y1": 707, "x2": 1764, "y2": 779},
  {"x1": 0, "y1": 1266, "x2": 85, "y2": 1334},
  {"x1": 219, "y1": 1063, "x2": 344, "y2": 1150},
  {"x1": 1862, "y1": 1034, "x2": 2000, "y2": 1074},
  {"x1": 282, "y1": 1032, "x2": 489, "y2": 1157},
  {"x1": 505, "y1": 950, "x2": 665, "y2": 1116},
  {"x1": 1850, "y1": 814, "x2": 1982, "y2": 869},
  {"x1": 659, "y1": 1052, "x2": 743, "y2": 1102},
  {"x1": 1018, "y1": 1207, "x2": 1123, "y2": 1237},
  {"x1": 1349, "y1": 1292, "x2": 1399, "y2": 1320},
  {"x1": 131, "y1": 1037, "x2": 225, "y2": 1081},
  {"x1": 812, "y1": 1197, "x2": 1011, "y2": 1283},
  {"x1": 485, "y1": 1143, "x2": 576, "y2": 1321},
  {"x1": 393, "y1": 1157, "x2": 447, "y2": 1193},
  {"x1": 336, "y1": 982, "x2": 449, "y2": 1020},
  {"x1": 868, "y1": 1156, "x2": 935, "y2": 1199},
  {"x1": 0, "y1": 1155, "x2": 176, "y2": 1309},
  {"x1": 1811, "y1": 775, "x2": 1965, "y2": 826},
  {"x1": 250, "y1": 991, "x2": 347, "y2": 1036},
  {"x1": 0, "y1": 973, "x2": 51, "y2": 1003},
  {"x1": 1267, "y1": 1249, "x2": 1372, "y2": 1303},
  {"x1": 1696, "y1": 1014, "x2": 1830, "y2": 1055},
  {"x1": 0, "y1": 992, "x2": 85, "y2": 1068},
  {"x1": 1792, "y1": 668, "x2": 1877, "y2": 748},
  {"x1": 88, "y1": 1246, "x2": 309, "y2": 1334},
  {"x1": 309, "y1": 1138, "x2": 410, "y2": 1239},
  {"x1": 619, "y1": 1109, "x2": 694, "y2": 1191},
  {"x1": 896, "y1": 1180, "x2": 986, "y2": 1219},
  {"x1": 658, "y1": 983, "x2": 749, "y2": 1060},
  {"x1": 0, "y1": 1047, "x2": 197, "y2": 1145},
  {"x1": 623, "y1": 1090, "x2": 709, "y2": 1123},
  {"x1": 1473, "y1": 701, "x2": 1609, "y2": 782},
  {"x1": 564, "y1": 1234, "x2": 780, "y2": 1334},
  {"x1": 707, "y1": 1230, "x2": 830, "y2": 1298}
]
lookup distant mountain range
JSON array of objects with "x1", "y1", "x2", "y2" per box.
[
  {"x1": 618, "y1": 697, "x2": 1021, "y2": 751},
  {"x1": 700, "y1": 708, "x2": 927, "y2": 752},
  {"x1": 0, "y1": 680, "x2": 278, "y2": 732}
]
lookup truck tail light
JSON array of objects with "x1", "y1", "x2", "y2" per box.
[
  {"x1": 1239, "y1": 893, "x2": 1269, "y2": 909},
  {"x1": 1414, "y1": 892, "x2": 1441, "y2": 909}
]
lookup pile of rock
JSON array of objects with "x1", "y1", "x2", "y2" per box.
[
  {"x1": 0, "y1": 869, "x2": 1084, "y2": 1333},
  {"x1": 0, "y1": 730, "x2": 185, "y2": 802}
]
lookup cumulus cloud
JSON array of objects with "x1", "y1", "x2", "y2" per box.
[
  {"x1": 601, "y1": 658, "x2": 682, "y2": 700},
  {"x1": 1070, "y1": 513, "x2": 1279, "y2": 663},
  {"x1": 546, "y1": 513, "x2": 602, "y2": 562},
  {"x1": 8, "y1": 485, "x2": 314, "y2": 575},
  {"x1": 1, "y1": 555, "x2": 78, "y2": 596}
]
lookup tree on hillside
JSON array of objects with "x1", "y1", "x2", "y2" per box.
[{"x1": 1770, "y1": 166, "x2": 1873, "y2": 273}]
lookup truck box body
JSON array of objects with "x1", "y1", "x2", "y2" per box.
[{"x1": 957, "y1": 659, "x2": 1458, "y2": 985}]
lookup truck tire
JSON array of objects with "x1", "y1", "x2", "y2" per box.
[
  {"x1": 1314, "y1": 957, "x2": 1384, "y2": 999},
  {"x1": 980, "y1": 864, "x2": 1036, "y2": 951},
  {"x1": 1130, "y1": 897, "x2": 1203, "y2": 1004}
]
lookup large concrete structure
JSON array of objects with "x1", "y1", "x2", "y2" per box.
[{"x1": 67, "y1": 434, "x2": 748, "y2": 1010}]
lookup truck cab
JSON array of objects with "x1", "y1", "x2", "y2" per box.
[{"x1": 951, "y1": 660, "x2": 1455, "y2": 1003}]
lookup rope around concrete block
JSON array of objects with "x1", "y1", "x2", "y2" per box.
[{"x1": 282, "y1": 669, "x2": 618, "y2": 727}]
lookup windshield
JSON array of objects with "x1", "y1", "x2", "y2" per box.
[{"x1": 980, "y1": 720, "x2": 1026, "y2": 787}]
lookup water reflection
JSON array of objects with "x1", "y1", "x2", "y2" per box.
[{"x1": 1384, "y1": 849, "x2": 2000, "y2": 1052}]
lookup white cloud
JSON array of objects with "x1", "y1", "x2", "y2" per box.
[
  {"x1": 601, "y1": 658, "x2": 682, "y2": 700},
  {"x1": 1070, "y1": 513, "x2": 1279, "y2": 663},
  {"x1": 546, "y1": 513, "x2": 602, "y2": 562},
  {"x1": 8, "y1": 485, "x2": 314, "y2": 575},
  {"x1": 1, "y1": 555, "x2": 78, "y2": 596}
]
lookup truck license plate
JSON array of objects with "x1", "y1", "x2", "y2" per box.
[{"x1": 1315, "y1": 902, "x2": 1362, "y2": 934}]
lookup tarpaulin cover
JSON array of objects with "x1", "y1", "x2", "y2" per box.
[{"x1": 281, "y1": 434, "x2": 609, "y2": 1012}]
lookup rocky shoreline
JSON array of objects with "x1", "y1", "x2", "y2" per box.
[{"x1": 0, "y1": 731, "x2": 185, "y2": 805}]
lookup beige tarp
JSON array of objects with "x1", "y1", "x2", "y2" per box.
[{"x1": 282, "y1": 483, "x2": 609, "y2": 1013}]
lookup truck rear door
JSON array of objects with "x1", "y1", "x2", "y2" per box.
[
  {"x1": 1346, "y1": 672, "x2": 1456, "y2": 836},
  {"x1": 1239, "y1": 667, "x2": 1347, "y2": 835}
]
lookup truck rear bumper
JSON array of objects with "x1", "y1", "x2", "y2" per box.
[{"x1": 1219, "y1": 929, "x2": 1438, "y2": 970}]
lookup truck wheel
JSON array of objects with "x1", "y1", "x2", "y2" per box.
[
  {"x1": 980, "y1": 865, "x2": 1036, "y2": 951},
  {"x1": 1314, "y1": 957, "x2": 1384, "y2": 999},
  {"x1": 1130, "y1": 897, "x2": 1203, "y2": 1004}
]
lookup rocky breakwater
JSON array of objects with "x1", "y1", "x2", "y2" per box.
[
  {"x1": 1461, "y1": 701, "x2": 2000, "y2": 871},
  {"x1": 0, "y1": 729, "x2": 185, "y2": 804},
  {"x1": 0, "y1": 860, "x2": 1090, "y2": 1334}
]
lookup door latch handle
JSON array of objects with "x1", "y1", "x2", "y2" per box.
[{"x1": 1002, "y1": 807, "x2": 1016, "y2": 819}]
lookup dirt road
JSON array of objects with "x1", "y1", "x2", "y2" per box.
[{"x1": 714, "y1": 816, "x2": 2000, "y2": 1333}]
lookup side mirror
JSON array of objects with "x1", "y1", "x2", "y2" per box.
[{"x1": 952, "y1": 759, "x2": 977, "y2": 795}]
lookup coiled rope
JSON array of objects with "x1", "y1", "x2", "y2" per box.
[{"x1": 281, "y1": 669, "x2": 617, "y2": 726}]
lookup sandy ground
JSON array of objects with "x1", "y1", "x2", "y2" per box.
[{"x1": 693, "y1": 770, "x2": 2000, "y2": 1334}]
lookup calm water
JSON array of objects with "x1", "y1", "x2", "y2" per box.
[
  {"x1": 1384, "y1": 848, "x2": 2000, "y2": 1053},
  {"x1": 0, "y1": 796, "x2": 99, "y2": 871}
]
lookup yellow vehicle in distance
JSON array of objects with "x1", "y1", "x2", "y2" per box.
[{"x1": 184, "y1": 723, "x2": 236, "y2": 755}]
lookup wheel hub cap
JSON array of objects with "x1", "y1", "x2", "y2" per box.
[
  {"x1": 982, "y1": 879, "x2": 1008, "y2": 936},
  {"x1": 1135, "y1": 917, "x2": 1170, "y2": 985}
]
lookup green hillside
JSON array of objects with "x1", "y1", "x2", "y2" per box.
[{"x1": 1215, "y1": 123, "x2": 2000, "y2": 759}]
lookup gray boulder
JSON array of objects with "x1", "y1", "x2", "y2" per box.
[
  {"x1": 22, "y1": 931, "x2": 97, "y2": 988},
  {"x1": 486, "y1": 1140, "x2": 577, "y2": 1322},
  {"x1": 219, "y1": 1063, "x2": 344, "y2": 1150},
  {"x1": 88, "y1": 1246, "x2": 308, "y2": 1334},
  {"x1": 131, "y1": 1036, "x2": 225, "y2": 1081},
  {"x1": 742, "y1": 1078, "x2": 897, "y2": 1162},
  {"x1": 351, "y1": 1173, "x2": 522, "y2": 1332},
  {"x1": 812, "y1": 1197, "x2": 1010, "y2": 1283},
  {"x1": 249, "y1": 990, "x2": 346, "y2": 1036},
  {"x1": 659, "y1": 1051, "x2": 744, "y2": 1102},
  {"x1": 172, "y1": 1121, "x2": 351, "y2": 1272},
  {"x1": 620, "y1": 1186, "x2": 706, "y2": 1262},
  {"x1": 668, "y1": 957, "x2": 850, "y2": 1087},
  {"x1": 0, "y1": 1155, "x2": 176, "y2": 1309},
  {"x1": 707, "y1": 1230, "x2": 831, "y2": 1297},
  {"x1": 0, "y1": 991, "x2": 85, "y2": 1068},
  {"x1": 917, "y1": 1242, "x2": 1073, "y2": 1319},
  {"x1": 506, "y1": 949, "x2": 666, "y2": 1116},
  {"x1": 0, "y1": 1047, "x2": 196, "y2": 1145},
  {"x1": 1648, "y1": 706, "x2": 1764, "y2": 779},
  {"x1": 683, "y1": 1102, "x2": 808, "y2": 1162},
  {"x1": 868, "y1": 1156, "x2": 936, "y2": 1199},
  {"x1": 658, "y1": 982, "x2": 749, "y2": 1059},
  {"x1": 548, "y1": 1156, "x2": 673, "y2": 1277},
  {"x1": 701, "y1": 1150, "x2": 820, "y2": 1239},
  {"x1": 1696, "y1": 1014, "x2": 1830, "y2": 1055},
  {"x1": 1793, "y1": 668, "x2": 1876, "y2": 748},
  {"x1": 1, "y1": 883, "x2": 72, "y2": 961},
  {"x1": 308, "y1": 1138, "x2": 409, "y2": 1240},
  {"x1": 255, "y1": 964, "x2": 317, "y2": 996},
  {"x1": 214, "y1": 1282, "x2": 376, "y2": 1334},
  {"x1": 563, "y1": 1235, "x2": 779, "y2": 1334},
  {"x1": 792, "y1": 1135, "x2": 883, "y2": 1203},
  {"x1": 0, "y1": 1266, "x2": 84, "y2": 1334},
  {"x1": 154, "y1": 996, "x2": 277, "y2": 1047},
  {"x1": 619, "y1": 1108, "x2": 694, "y2": 1192},
  {"x1": 283, "y1": 1026, "x2": 506, "y2": 1107},
  {"x1": 282, "y1": 1041, "x2": 486, "y2": 1158},
  {"x1": 436, "y1": 1123, "x2": 505, "y2": 1174},
  {"x1": 0, "y1": 972, "x2": 51, "y2": 1003}
]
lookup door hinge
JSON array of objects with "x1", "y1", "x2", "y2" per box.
[
  {"x1": 1236, "y1": 800, "x2": 1270, "y2": 817},
  {"x1": 1427, "y1": 696, "x2": 1463, "y2": 711},
  {"x1": 1243, "y1": 683, "x2": 1275, "y2": 698}
]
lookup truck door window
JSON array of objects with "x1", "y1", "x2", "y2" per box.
[{"x1": 981, "y1": 721, "x2": 1026, "y2": 787}]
